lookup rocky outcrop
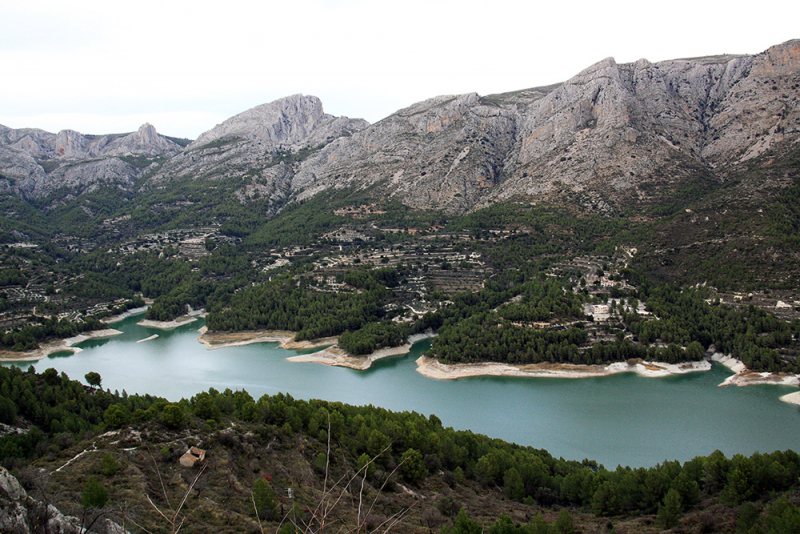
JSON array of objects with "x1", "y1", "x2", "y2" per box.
[
  {"x1": 145, "y1": 94, "x2": 369, "y2": 208},
  {"x1": 1, "y1": 123, "x2": 183, "y2": 161},
  {"x1": 0, "y1": 147, "x2": 47, "y2": 196},
  {"x1": 0, "y1": 123, "x2": 184, "y2": 199},
  {"x1": 0, "y1": 467, "x2": 128, "y2": 534},
  {"x1": 100, "y1": 123, "x2": 184, "y2": 158},
  {"x1": 291, "y1": 39, "x2": 800, "y2": 214},
  {"x1": 2, "y1": 40, "x2": 798, "y2": 213},
  {"x1": 292, "y1": 92, "x2": 529, "y2": 213},
  {"x1": 189, "y1": 94, "x2": 367, "y2": 150}
]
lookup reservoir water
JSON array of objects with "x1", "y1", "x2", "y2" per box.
[{"x1": 5, "y1": 314, "x2": 800, "y2": 468}]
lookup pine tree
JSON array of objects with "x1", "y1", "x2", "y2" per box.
[
  {"x1": 81, "y1": 476, "x2": 108, "y2": 509},
  {"x1": 658, "y1": 488, "x2": 682, "y2": 529}
]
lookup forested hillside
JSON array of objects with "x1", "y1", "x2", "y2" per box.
[
  {"x1": 2, "y1": 187, "x2": 800, "y2": 373},
  {"x1": 2, "y1": 366, "x2": 800, "y2": 533},
  {"x1": 0, "y1": 41, "x2": 799, "y2": 372}
]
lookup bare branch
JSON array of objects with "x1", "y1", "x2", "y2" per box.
[
  {"x1": 376, "y1": 506, "x2": 413, "y2": 534},
  {"x1": 174, "y1": 464, "x2": 206, "y2": 520},
  {"x1": 251, "y1": 491, "x2": 265, "y2": 534},
  {"x1": 127, "y1": 517, "x2": 157, "y2": 534},
  {"x1": 363, "y1": 457, "x2": 407, "y2": 528},
  {"x1": 323, "y1": 414, "x2": 331, "y2": 497},
  {"x1": 356, "y1": 467, "x2": 368, "y2": 532},
  {"x1": 283, "y1": 424, "x2": 408, "y2": 534},
  {"x1": 173, "y1": 516, "x2": 187, "y2": 534},
  {"x1": 145, "y1": 493, "x2": 172, "y2": 524},
  {"x1": 147, "y1": 446, "x2": 173, "y2": 513}
]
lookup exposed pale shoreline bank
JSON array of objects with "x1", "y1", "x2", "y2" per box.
[
  {"x1": 137, "y1": 313, "x2": 203, "y2": 330},
  {"x1": 198, "y1": 326, "x2": 800, "y2": 387},
  {"x1": 779, "y1": 391, "x2": 800, "y2": 406},
  {"x1": 0, "y1": 329, "x2": 123, "y2": 362},
  {"x1": 101, "y1": 306, "x2": 148, "y2": 324},
  {"x1": 415, "y1": 352, "x2": 800, "y2": 386},
  {"x1": 286, "y1": 334, "x2": 437, "y2": 369},
  {"x1": 196, "y1": 326, "x2": 337, "y2": 352},
  {"x1": 711, "y1": 353, "x2": 800, "y2": 387},
  {"x1": 4, "y1": 317, "x2": 798, "y2": 393},
  {"x1": 287, "y1": 344, "x2": 413, "y2": 370},
  {"x1": 198, "y1": 328, "x2": 436, "y2": 370},
  {"x1": 414, "y1": 356, "x2": 712, "y2": 380}
]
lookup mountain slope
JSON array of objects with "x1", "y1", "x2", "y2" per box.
[
  {"x1": 145, "y1": 94, "x2": 368, "y2": 208},
  {"x1": 2, "y1": 41, "x2": 797, "y2": 216},
  {"x1": 0, "y1": 123, "x2": 184, "y2": 199},
  {"x1": 291, "y1": 40, "x2": 799, "y2": 215},
  {"x1": 0, "y1": 40, "x2": 796, "y2": 292}
]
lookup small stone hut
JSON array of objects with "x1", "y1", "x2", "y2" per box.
[{"x1": 179, "y1": 447, "x2": 206, "y2": 468}]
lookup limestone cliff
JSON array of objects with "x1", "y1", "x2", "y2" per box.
[
  {"x1": 291, "y1": 39, "x2": 800, "y2": 214},
  {"x1": 1, "y1": 40, "x2": 797, "y2": 215},
  {"x1": 0, "y1": 123, "x2": 183, "y2": 199},
  {"x1": 145, "y1": 94, "x2": 369, "y2": 207},
  {"x1": 0, "y1": 467, "x2": 127, "y2": 534}
]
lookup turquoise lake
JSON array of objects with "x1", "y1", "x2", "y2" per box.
[{"x1": 5, "y1": 314, "x2": 800, "y2": 468}]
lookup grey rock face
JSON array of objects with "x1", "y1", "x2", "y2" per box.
[
  {"x1": 2, "y1": 40, "x2": 798, "y2": 214},
  {"x1": 0, "y1": 467, "x2": 26, "y2": 501},
  {"x1": 292, "y1": 92, "x2": 526, "y2": 213},
  {"x1": 1, "y1": 124, "x2": 182, "y2": 161},
  {"x1": 0, "y1": 147, "x2": 47, "y2": 196},
  {"x1": 35, "y1": 158, "x2": 143, "y2": 198},
  {"x1": 292, "y1": 40, "x2": 800, "y2": 214},
  {"x1": 0, "y1": 468, "x2": 128, "y2": 534},
  {"x1": 0, "y1": 122, "x2": 184, "y2": 199},
  {"x1": 190, "y1": 94, "x2": 366, "y2": 150},
  {"x1": 101, "y1": 123, "x2": 184, "y2": 158},
  {"x1": 146, "y1": 94, "x2": 369, "y2": 209}
]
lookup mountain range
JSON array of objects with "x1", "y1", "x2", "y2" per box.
[
  {"x1": 1, "y1": 39, "x2": 798, "y2": 216},
  {"x1": 0, "y1": 39, "x2": 798, "y2": 296}
]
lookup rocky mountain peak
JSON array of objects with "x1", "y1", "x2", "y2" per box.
[
  {"x1": 101, "y1": 122, "x2": 182, "y2": 157},
  {"x1": 1, "y1": 40, "x2": 798, "y2": 216},
  {"x1": 188, "y1": 94, "x2": 355, "y2": 151},
  {"x1": 577, "y1": 56, "x2": 618, "y2": 76},
  {"x1": 55, "y1": 129, "x2": 89, "y2": 158},
  {"x1": 137, "y1": 122, "x2": 158, "y2": 140},
  {"x1": 752, "y1": 39, "x2": 800, "y2": 77},
  {"x1": 0, "y1": 121, "x2": 184, "y2": 200},
  {"x1": 290, "y1": 40, "x2": 800, "y2": 215},
  {"x1": 145, "y1": 95, "x2": 369, "y2": 206}
]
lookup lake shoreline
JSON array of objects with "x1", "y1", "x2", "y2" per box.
[
  {"x1": 197, "y1": 326, "x2": 337, "y2": 352},
  {"x1": 138, "y1": 313, "x2": 203, "y2": 330},
  {"x1": 414, "y1": 356, "x2": 712, "y2": 380},
  {"x1": 101, "y1": 306, "x2": 148, "y2": 325},
  {"x1": 286, "y1": 333, "x2": 437, "y2": 369},
  {"x1": 712, "y1": 353, "x2": 800, "y2": 387},
  {"x1": 287, "y1": 344, "x2": 412, "y2": 370},
  {"x1": 198, "y1": 328, "x2": 436, "y2": 369},
  {"x1": 5, "y1": 314, "x2": 796, "y2": 468},
  {"x1": 414, "y1": 352, "x2": 800, "y2": 386},
  {"x1": 9, "y1": 318, "x2": 798, "y2": 389},
  {"x1": 197, "y1": 326, "x2": 800, "y2": 386},
  {"x1": 779, "y1": 392, "x2": 800, "y2": 406},
  {"x1": 0, "y1": 329, "x2": 124, "y2": 362}
]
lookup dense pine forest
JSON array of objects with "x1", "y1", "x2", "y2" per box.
[
  {"x1": 3, "y1": 201, "x2": 800, "y2": 372},
  {"x1": 2, "y1": 365, "x2": 800, "y2": 533}
]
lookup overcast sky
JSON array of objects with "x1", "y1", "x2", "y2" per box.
[{"x1": 1, "y1": 0, "x2": 797, "y2": 139}]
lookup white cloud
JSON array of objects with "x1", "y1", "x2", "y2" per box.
[
  {"x1": 1, "y1": 0, "x2": 797, "y2": 138},
  {"x1": 0, "y1": 111, "x2": 227, "y2": 139}
]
